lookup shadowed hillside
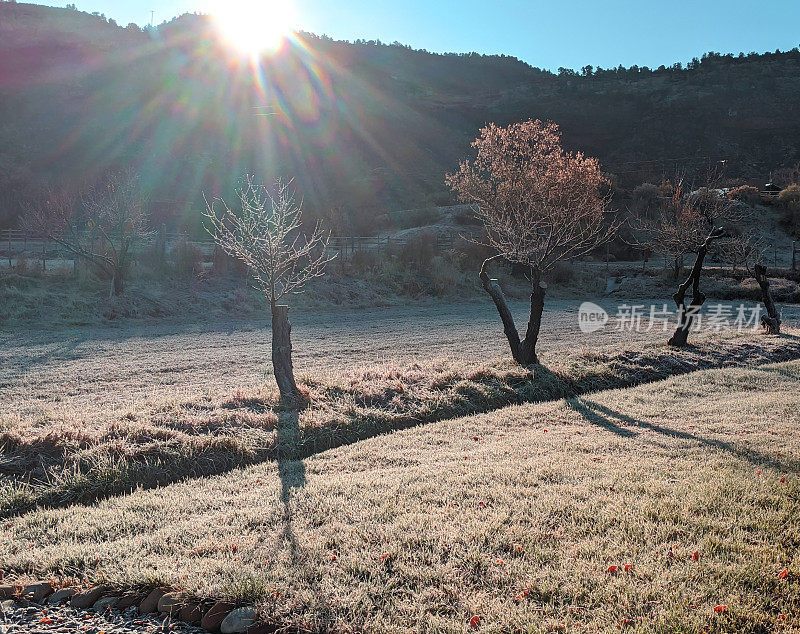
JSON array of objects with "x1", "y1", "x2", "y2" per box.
[{"x1": 2, "y1": 2, "x2": 800, "y2": 231}]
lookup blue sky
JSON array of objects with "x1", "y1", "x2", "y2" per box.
[{"x1": 32, "y1": 0, "x2": 800, "y2": 71}]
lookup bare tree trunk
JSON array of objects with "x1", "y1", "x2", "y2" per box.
[
  {"x1": 271, "y1": 304, "x2": 301, "y2": 404},
  {"x1": 479, "y1": 256, "x2": 544, "y2": 365},
  {"x1": 668, "y1": 228, "x2": 724, "y2": 347},
  {"x1": 110, "y1": 270, "x2": 124, "y2": 297},
  {"x1": 518, "y1": 269, "x2": 546, "y2": 364},
  {"x1": 673, "y1": 253, "x2": 683, "y2": 280},
  {"x1": 754, "y1": 263, "x2": 781, "y2": 334}
]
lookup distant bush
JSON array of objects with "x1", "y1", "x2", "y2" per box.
[
  {"x1": 550, "y1": 261, "x2": 575, "y2": 285},
  {"x1": 428, "y1": 255, "x2": 461, "y2": 294},
  {"x1": 779, "y1": 184, "x2": 800, "y2": 234},
  {"x1": 631, "y1": 183, "x2": 661, "y2": 216},
  {"x1": 778, "y1": 184, "x2": 800, "y2": 209},
  {"x1": 212, "y1": 244, "x2": 247, "y2": 276},
  {"x1": 451, "y1": 237, "x2": 492, "y2": 271},
  {"x1": 349, "y1": 249, "x2": 382, "y2": 274},
  {"x1": 658, "y1": 180, "x2": 676, "y2": 200},
  {"x1": 728, "y1": 185, "x2": 761, "y2": 206},
  {"x1": 172, "y1": 238, "x2": 203, "y2": 279},
  {"x1": 397, "y1": 231, "x2": 437, "y2": 269}
]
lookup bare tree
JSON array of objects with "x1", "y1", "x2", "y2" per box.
[
  {"x1": 753, "y1": 264, "x2": 781, "y2": 334},
  {"x1": 633, "y1": 175, "x2": 749, "y2": 279},
  {"x1": 720, "y1": 228, "x2": 763, "y2": 276},
  {"x1": 446, "y1": 119, "x2": 616, "y2": 364},
  {"x1": 668, "y1": 226, "x2": 725, "y2": 347},
  {"x1": 24, "y1": 172, "x2": 149, "y2": 297},
  {"x1": 204, "y1": 176, "x2": 332, "y2": 403}
]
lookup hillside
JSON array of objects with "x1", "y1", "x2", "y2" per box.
[{"x1": 2, "y1": 2, "x2": 800, "y2": 231}]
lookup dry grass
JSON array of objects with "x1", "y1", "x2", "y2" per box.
[
  {"x1": 2, "y1": 330, "x2": 799, "y2": 517},
  {"x1": 2, "y1": 360, "x2": 798, "y2": 633}
]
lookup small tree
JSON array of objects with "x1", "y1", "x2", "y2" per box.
[
  {"x1": 204, "y1": 176, "x2": 332, "y2": 403},
  {"x1": 633, "y1": 182, "x2": 702, "y2": 279},
  {"x1": 633, "y1": 178, "x2": 744, "y2": 346},
  {"x1": 446, "y1": 119, "x2": 615, "y2": 364},
  {"x1": 25, "y1": 172, "x2": 148, "y2": 296},
  {"x1": 667, "y1": 226, "x2": 725, "y2": 347}
]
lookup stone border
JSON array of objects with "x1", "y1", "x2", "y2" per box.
[{"x1": 0, "y1": 581, "x2": 273, "y2": 633}]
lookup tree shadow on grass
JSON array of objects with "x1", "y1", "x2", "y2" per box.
[
  {"x1": 566, "y1": 395, "x2": 797, "y2": 471},
  {"x1": 4, "y1": 340, "x2": 800, "y2": 519},
  {"x1": 273, "y1": 411, "x2": 336, "y2": 626}
]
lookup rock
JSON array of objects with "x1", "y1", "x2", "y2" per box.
[
  {"x1": 22, "y1": 581, "x2": 53, "y2": 603},
  {"x1": 0, "y1": 599, "x2": 16, "y2": 614},
  {"x1": 115, "y1": 594, "x2": 143, "y2": 610},
  {"x1": 221, "y1": 606, "x2": 256, "y2": 633},
  {"x1": 47, "y1": 588, "x2": 76, "y2": 605},
  {"x1": 71, "y1": 586, "x2": 105, "y2": 609},
  {"x1": 0, "y1": 586, "x2": 15, "y2": 599},
  {"x1": 138, "y1": 587, "x2": 166, "y2": 615},
  {"x1": 200, "y1": 600, "x2": 236, "y2": 632},
  {"x1": 179, "y1": 601, "x2": 203, "y2": 624},
  {"x1": 157, "y1": 592, "x2": 183, "y2": 615},
  {"x1": 93, "y1": 596, "x2": 119, "y2": 610}
]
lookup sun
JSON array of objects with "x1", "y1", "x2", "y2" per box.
[{"x1": 209, "y1": 0, "x2": 295, "y2": 57}]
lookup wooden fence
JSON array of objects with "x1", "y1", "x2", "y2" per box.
[{"x1": 0, "y1": 229, "x2": 458, "y2": 268}]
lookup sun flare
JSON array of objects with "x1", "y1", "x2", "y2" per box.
[{"x1": 209, "y1": 0, "x2": 295, "y2": 56}]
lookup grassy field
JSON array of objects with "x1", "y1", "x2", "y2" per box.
[
  {"x1": 3, "y1": 299, "x2": 799, "y2": 515},
  {"x1": 2, "y1": 299, "x2": 799, "y2": 632},
  {"x1": 2, "y1": 358, "x2": 798, "y2": 632}
]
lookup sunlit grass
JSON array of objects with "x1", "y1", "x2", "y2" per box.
[{"x1": 2, "y1": 360, "x2": 799, "y2": 632}]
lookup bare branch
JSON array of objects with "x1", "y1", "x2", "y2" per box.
[
  {"x1": 203, "y1": 176, "x2": 334, "y2": 306},
  {"x1": 446, "y1": 119, "x2": 616, "y2": 275}
]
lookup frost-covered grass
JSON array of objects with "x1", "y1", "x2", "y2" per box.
[
  {"x1": 2, "y1": 319, "x2": 799, "y2": 517},
  {"x1": 2, "y1": 359, "x2": 799, "y2": 633}
]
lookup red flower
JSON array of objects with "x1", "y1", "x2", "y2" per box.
[
  {"x1": 780, "y1": 477, "x2": 787, "y2": 483},
  {"x1": 623, "y1": 564, "x2": 632, "y2": 572},
  {"x1": 713, "y1": 605, "x2": 727, "y2": 613},
  {"x1": 778, "y1": 569, "x2": 788, "y2": 579},
  {"x1": 756, "y1": 469, "x2": 762, "y2": 475},
  {"x1": 606, "y1": 565, "x2": 618, "y2": 574},
  {"x1": 470, "y1": 615, "x2": 481, "y2": 629},
  {"x1": 692, "y1": 551, "x2": 700, "y2": 561}
]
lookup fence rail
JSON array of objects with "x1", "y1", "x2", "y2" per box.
[{"x1": 0, "y1": 229, "x2": 459, "y2": 269}]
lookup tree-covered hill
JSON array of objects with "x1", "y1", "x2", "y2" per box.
[{"x1": 2, "y1": 2, "x2": 799, "y2": 231}]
